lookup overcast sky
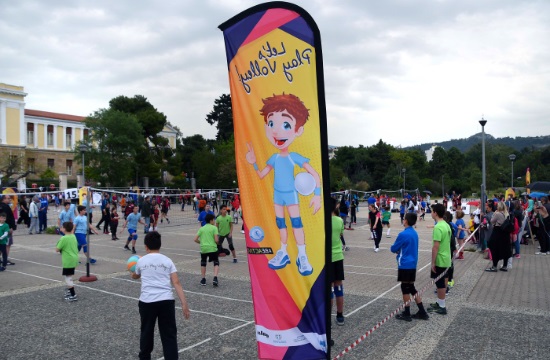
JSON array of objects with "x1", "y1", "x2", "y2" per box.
[{"x1": 2, "y1": 0, "x2": 549, "y2": 147}]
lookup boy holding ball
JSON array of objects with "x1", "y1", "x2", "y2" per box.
[
  {"x1": 130, "y1": 231, "x2": 190, "y2": 360},
  {"x1": 56, "y1": 222, "x2": 79, "y2": 302}
]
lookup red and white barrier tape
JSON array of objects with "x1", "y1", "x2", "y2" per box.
[{"x1": 332, "y1": 226, "x2": 479, "y2": 359}]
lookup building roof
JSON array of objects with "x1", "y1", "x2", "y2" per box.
[{"x1": 25, "y1": 109, "x2": 86, "y2": 122}]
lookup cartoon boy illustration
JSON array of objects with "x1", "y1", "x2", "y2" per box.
[{"x1": 245, "y1": 93, "x2": 321, "y2": 276}]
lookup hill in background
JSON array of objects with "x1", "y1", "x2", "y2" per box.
[{"x1": 406, "y1": 134, "x2": 550, "y2": 153}]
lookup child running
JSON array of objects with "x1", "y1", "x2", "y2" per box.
[
  {"x1": 391, "y1": 213, "x2": 429, "y2": 321},
  {"x1": 216, "y1": 205, "x2": 237, "y2": 263},
  {"x1": 121, "y1": 206, "x2": 145, "y2": 254},
  {"x1": 194, "y1": 213, "x2": 220, "y2": 287},
  {"x1": 130, "y1": 231, "x2": 190, "y2": 360},
  {"x1": 56, "y1": 222, "x2": 79, "y2": 302}
]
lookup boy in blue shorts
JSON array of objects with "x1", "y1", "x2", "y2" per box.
[
  {"x1": 121, "y1": 206, "x2": 145, "y2": 254},
  {"x1": 245, "y1": 93, "x2": 322, "y2": 276},
  {"x1": 73, "y1": 205, "x2": 99, "y2": 263},
  {"x1": 391, "y1": 213, "x2": 429, "y2": 321}
]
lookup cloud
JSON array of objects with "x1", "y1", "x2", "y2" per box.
[{"x1": 1, "y1": 0, "x2": 549, "y2": 147}]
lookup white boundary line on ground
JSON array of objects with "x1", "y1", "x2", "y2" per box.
[
  {"x1": 345, "y1": 271, "x2": 395, "y2": 278},
  {"x1": 219, "y1": 320, "x2": 255, "y2": 336},
  {"x1": 345, "y1": 262, "x2": 431, "y2": 317},
  {"x1": 5, "y1": 268, "x2": 251, "y2": 323},
  {"x1": 344, "y1": 264, "x2": 396, "y2": 270},
  {"x1": 156, "y1": 338, "x2": 213, "y2": 360},
  {"x1": 112, "y1": 277, "x2": 253, "y2": 303}
]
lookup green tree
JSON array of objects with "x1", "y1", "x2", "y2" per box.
[
  {"x1": 80, "y1": 109, "x2": 144, "y2": 186},
  {"x1": 206, "y1": 94, "x2": 234, "y2": 142},
  {"x1": 109, "y1": 95, "x2": 169, "y2": 182}
]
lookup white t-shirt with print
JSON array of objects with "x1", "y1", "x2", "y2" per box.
[{"x1": 135, "y1": 253, "x2": 177, "y2": 303}]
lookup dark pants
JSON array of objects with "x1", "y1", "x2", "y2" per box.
[
  {"x1": 138, "y1": 300, "x2": 178, "y2": 360},
  {"x1": 38, "y1": 211, "x2": 47, "y2": 231},
  {"x1": 0, "y1": 244, "x2": 6, "y2": 267},
  {"x1": 537, "y1": 226, "x2": 549, "y2": 253},
  {"x1": 373, "y1": 228, "x2": 382, "y2": 248},
  {"x1": 110, "y1": 222, "x2": 118, "y2": 238}
]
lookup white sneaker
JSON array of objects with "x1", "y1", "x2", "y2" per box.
[
  {"x1": 268, "y1": 250, "x2": 290, "y2": 270},
  {"x1": 374, "y1": 248, "x2": 380, "y2": 253},
  {"x1": 241, "y1": 230, "x2": 245, "y2": 234},
  {"x1": 373, "y1": 246, "x2": 376, "y2": 251},
  {"x1": 296, "y1": 255, "x2": 313, "y2": 276}
]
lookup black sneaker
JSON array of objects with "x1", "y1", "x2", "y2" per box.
[
  {"x1": 167, "y1": 219, "x2": 170, "y2": 224},
  {"x1": 336, "y1": 315, "x2": 345, "y2": 326},
  {"x1": 64, "y1": 294, "x2": 78, "y2": 302},
  {"x1": 485, "y1": 267, "x2": 497, "y2": 272},
  {"x1": 395, "y1": 312, "x2": 412, "y2": 322},
  {"x1": 411, "y1": 311, "x2": 430, "y2": 320},
  {"x1": 213, "y1": 277, "x2": 219, "y2": 287},
  {"x1": 200, "y1": 278, "x2": 206, "y2": 286},
  {"x1": 427, "y1": 303, "x2": 447, "y2": 315},
  {"x1": 6, "y1": 260, "x2": 15, "y2": 265},
  {"x1": 499, "y1": 267, "x2": 508, "y2": 272},
  {"x1": 124, "y1": 245, "x2": 130, "y2": 251},
  {"x1": 132, "y1": 249, "x2": 137, "y2": 254}
]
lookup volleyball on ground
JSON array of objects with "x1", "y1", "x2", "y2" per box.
[
  {"x1": 127, "y1": 255, "x2": 141, "y2": 272},
  {"x1": 295, "y1": 172, "x2": 316, "y2": 196}
]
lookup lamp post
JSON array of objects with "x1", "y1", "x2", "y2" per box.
[
  {"x1": 402, "y1": 168, "x2": 406, "y2": 191},
  {"x1": 479, "y1": 118, "x2": 487, "y2": 208},
  {"x1": 509, "y1": 154, "x2": 516, "y2": 188},
  {"x1": 78, "y1": 143, "x2": 97, "y2": 282}
]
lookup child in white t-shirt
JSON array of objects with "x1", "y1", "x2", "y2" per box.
[{"x1": 130, "y1": 231, "x2": 190, "y2": 359}]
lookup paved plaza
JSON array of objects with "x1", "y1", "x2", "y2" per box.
[{"x1": 2, "y1": 205, "x2": 549, "y2": 359}]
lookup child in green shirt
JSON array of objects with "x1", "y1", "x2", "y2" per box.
[
  {"x1": 56, "y1": 222, "x2": 80, "y2": 301},
  {"x1": 194, "y1": 213, "x2": 220, "y2": 287},
  {"x1": 382, "y1": 205, "x2": 392, "y2": 238},
  {"x1": 0, "y1": 213, "x2": 10, "y2": 271},
  {"x1": 216, "y1": 205, "x2": 236, "y2": 262}
]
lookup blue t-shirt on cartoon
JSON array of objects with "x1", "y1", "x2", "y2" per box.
[{"x1": 266, "y1": 153, "x2": 308, "y2": 193}]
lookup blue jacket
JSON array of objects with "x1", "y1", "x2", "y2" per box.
[{"x1": 390, "y1": 227, "x2": 419, "y2": 269}]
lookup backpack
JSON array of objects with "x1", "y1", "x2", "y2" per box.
[{"x1": 501, "y1": 214, "x2": 515, "y2": 234}]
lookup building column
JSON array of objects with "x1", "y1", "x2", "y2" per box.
[
  {"x1": 0, "y1": 100, "x2": 6, "y2": 145},
  {"x1": 19, "y1": 102, "x2": 26, "y2": 146},
  {"x1": 34, "y1": 123, "x2": 38, "y2": 148},
  {"x1": 53, "y1": 125, "x2": 57, "y2": 150},
  {"x1": 70, "y1": 126, "x2": 75, "y2": 149},
  {"x1": 63, "y1": 125, "x2": 67, "y2": 150},
  {"x1": 43, "y1": 124, "x2": 48, "y2": 149}
]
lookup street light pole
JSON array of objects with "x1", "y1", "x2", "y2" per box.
[
  {"x1": 509, "y1": 154, "x2": 516, "y2": 188},
  {"x1": 78, "y1": 143, "x2": 97, "y2": 282},
  {"x1": 479, "y1": 118, "x2": 487, "y2": 207}
]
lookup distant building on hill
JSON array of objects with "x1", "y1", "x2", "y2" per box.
[{"x1": 425, "y1": 144, "x2": 441, "y2": 162}]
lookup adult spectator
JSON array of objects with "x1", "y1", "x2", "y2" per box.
[
  {"x1": 29, "y1": 196, "x2": 40, "y2": 234},
  {"x1": 38, "y1": 193, "x2": 49, "y2": 232},
  {"x1": 17, "y1": 196, "x2": 30, "y2": 227},
  {"x1": 534, "y1": 204, "x2": 550, "y2": 255},
  {"x1": 141, "y1": 197, "x2": 153, "y2": 234},
  {"x1": 486, "y1": 202, "x2": 512, "y2": 271}
]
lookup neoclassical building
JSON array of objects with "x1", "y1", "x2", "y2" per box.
[{"x1": 0, "y1": 82, "x2": 178, "y2": 189}]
